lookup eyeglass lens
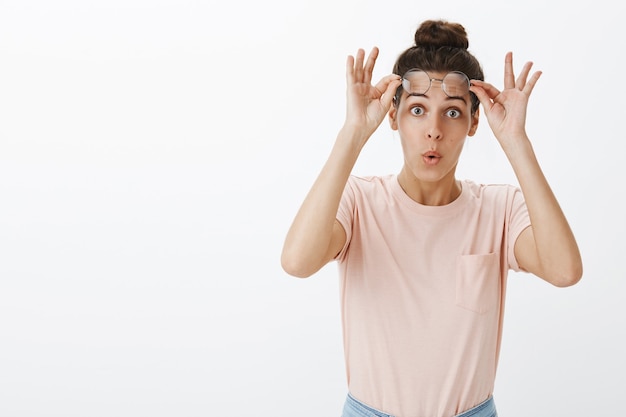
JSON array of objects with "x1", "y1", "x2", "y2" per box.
[{"x1": 402, "y1": 70, "x2": 469, "y2": 98}]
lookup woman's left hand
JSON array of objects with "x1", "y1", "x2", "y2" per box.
[{"x1": 470, "y1": 52, "x2": 541, "y2": 150}]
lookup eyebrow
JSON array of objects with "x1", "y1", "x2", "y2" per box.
[{"x1": 407, "y1": 93, "x2": 467, "y2": 105}]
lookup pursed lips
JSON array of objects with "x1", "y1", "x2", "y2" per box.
[{"x1": 422, "y1": 150, "x2": 442, "y2": 165}]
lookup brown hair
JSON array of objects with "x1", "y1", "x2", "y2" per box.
[{"x1": 393, "y1": 20, "x2": 484, "y2": 114}]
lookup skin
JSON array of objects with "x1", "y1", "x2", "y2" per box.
[
  {"x1": 281, "y1": 47, "x2": 582, "y2": 287},
  {"x1": 388, "y1": 71, "x2": 479, "y2": 206}
]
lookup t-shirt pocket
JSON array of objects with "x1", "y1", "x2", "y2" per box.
[{"x1": 455, "y1": 252, "x2": 500, "y2": 314}]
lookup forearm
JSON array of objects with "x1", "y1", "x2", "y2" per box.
[
  {"x1": 505, "y1": 137, "x2": 583, "y2": 284},
  {"x1": 281, "y1": 126, "x2": 365, "y2": 277}
]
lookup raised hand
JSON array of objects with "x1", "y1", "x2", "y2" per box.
[
  {"x1": 470, "y1": 52, "x2": 541, "y2": 150},
  {"x1": 344, "y1": 47, "x2": 402, "y2": 141}
]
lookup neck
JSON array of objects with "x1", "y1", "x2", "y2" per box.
[{"x1": 397, "y1": 169, "x2": 461, "y2": 206}]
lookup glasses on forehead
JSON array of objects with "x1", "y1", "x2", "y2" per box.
[{"x1": 401, "y1": 69, "x2": 471, "y2": 99}]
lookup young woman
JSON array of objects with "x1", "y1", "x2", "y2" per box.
[{"x1": 281, "y1": 19, "x2": 582, "y2": 417}]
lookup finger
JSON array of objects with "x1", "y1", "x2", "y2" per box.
[
  {"x1": 522, "y1": 70, "x2": 542, "y2": 96},
  {"x1": 470, "y1": 79, "x2": 501, "y2": 100},
  {"x1": 504, "y1": 52, "x2": 515, "y2": 90},
  {"x1": 376, "y1": 74, "x2": 402, "y2": 108},
  {"x1": 354, "y1": 48, "x2": 365, "y2": 82},
  {"x1": 363, "y1": 46, "x2": 379, "y2": 86},
  {"x1": 516, "y1": 61, "x2": 533, "y2": 90},
  {"x1": 469, "y1": 84, "x2": 492, "y2": 110}
]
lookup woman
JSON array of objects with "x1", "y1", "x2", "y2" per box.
[{"x1": 281, "y1": 19, "x2": 582, "y2": 417}]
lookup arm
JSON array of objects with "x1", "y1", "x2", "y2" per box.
[
  {"x1": 470, "y1": 52, "x2": 583, "y2": 287},
  {"x1": 281, "y1": 47, "x2": 402, "y2": 278}
]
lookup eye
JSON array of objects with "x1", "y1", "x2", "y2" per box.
[
  {"x1": 446, "y1": 108, "x2": 461, "y2": 118},
  {"x1": 410, "y1": 105, "x2": 424, "y2": 116}
]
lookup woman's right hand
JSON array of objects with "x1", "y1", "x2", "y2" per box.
[
  {"x1": 282, "y1": 47, "x2": 400, "y2": 278},
  {"x1": 344, "y1": 47, "x2": 402, "y2": 144}
]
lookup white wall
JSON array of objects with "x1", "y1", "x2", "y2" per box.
[{"x1": 1, "y1": 1, "x2": 623, "y2": 416}]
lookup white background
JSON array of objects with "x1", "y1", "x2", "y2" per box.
[{"x1": 1, "y1": 1, "x2": 624, "y2": 416}]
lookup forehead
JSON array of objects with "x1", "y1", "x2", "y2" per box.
[
  {"x1": 425, "y1": 71, "x2": 448, "y2": 79},
  {"x1": 404, "y1": 69, "x2": 466, "y2": 83},
  {"x1": 402, "y1": 70, "x2": 469, "y2": 100}
]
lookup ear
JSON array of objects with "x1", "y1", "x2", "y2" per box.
[
  {"x1": 388, "y1": 102, "x2": 398, "y2": 131},
  {"x1": 467, "y1": 108, "x2": 479, "y2": 137}
]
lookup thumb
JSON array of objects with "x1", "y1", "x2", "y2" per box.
[
  {"x1": 377, "y1": 74, "x2": 402, "y2": 109},
  {"x1": 470, "y1": 84, "x2": 499, "y2": 119}
]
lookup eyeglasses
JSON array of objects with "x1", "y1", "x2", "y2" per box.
[{"x1": 401, "y1": 69, "x2": 471, "y2": 99}]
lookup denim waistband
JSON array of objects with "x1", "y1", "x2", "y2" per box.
[
  {"x1": 342, "y1": 393, "x2": 497, "y2": 417},
  {"x1": 343, "y1": 393, "x2": 393, "y2": 417},
  {"x1": 454, "y1": 396, "x2": 497, "y2": 417}
]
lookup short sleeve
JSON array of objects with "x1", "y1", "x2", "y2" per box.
[
  {"x1": 334, "y1": 176, "x2": 356, "y2": 262},
  {"x1": 507, "y1": 187, "x2": 531, "y2": 272}
]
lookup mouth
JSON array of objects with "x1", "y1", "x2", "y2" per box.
[{"x1": 422, "y1": 151, "x2": 441, "y2": 165}]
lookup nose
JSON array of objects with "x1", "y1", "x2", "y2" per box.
[
  {"x1": 427, "y1": 130, "x2": 442, "y2": 140},
  {"x1": 426, "y1": 118, "x2": 443, "y2": 141}
]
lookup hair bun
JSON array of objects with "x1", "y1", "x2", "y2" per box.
[{"x1": 414, "y1": 19, "x2": 469, "y2": 50}]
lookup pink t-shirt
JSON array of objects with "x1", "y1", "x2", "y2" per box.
[{"x1": 335, "y1": 174, "x2": 530, "y2": 417}]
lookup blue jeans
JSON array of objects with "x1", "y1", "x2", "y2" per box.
[{"x1": 341, "y1": 393, "x2": 498, "y2": 417}]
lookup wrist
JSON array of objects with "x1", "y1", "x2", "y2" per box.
[
  {"x1": 500, "y1": 135, "x2": 538, "y2": 169},
  {"x1": 499, "y1": 132, "x2": 531, "y2": 155},
  {"x1": 338, "y1": 123, "x2": 372, "y2": 150}
]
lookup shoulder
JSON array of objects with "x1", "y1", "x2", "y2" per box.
[
  {"x1": 347, "y1": 174, "x2": 393, "y2": 187},
  {"x1": 346, "y1": 174, "x2": 395, "y2": 196},
  {"x1": 462, "y1": 180, "x2": 523, "y2": 203},
  {"x1": 463, "y1": 181, "x2": 528, "y2": 228},
  {"x1": 341, "y1": 174, "x2": 397, "y2": 211}
]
